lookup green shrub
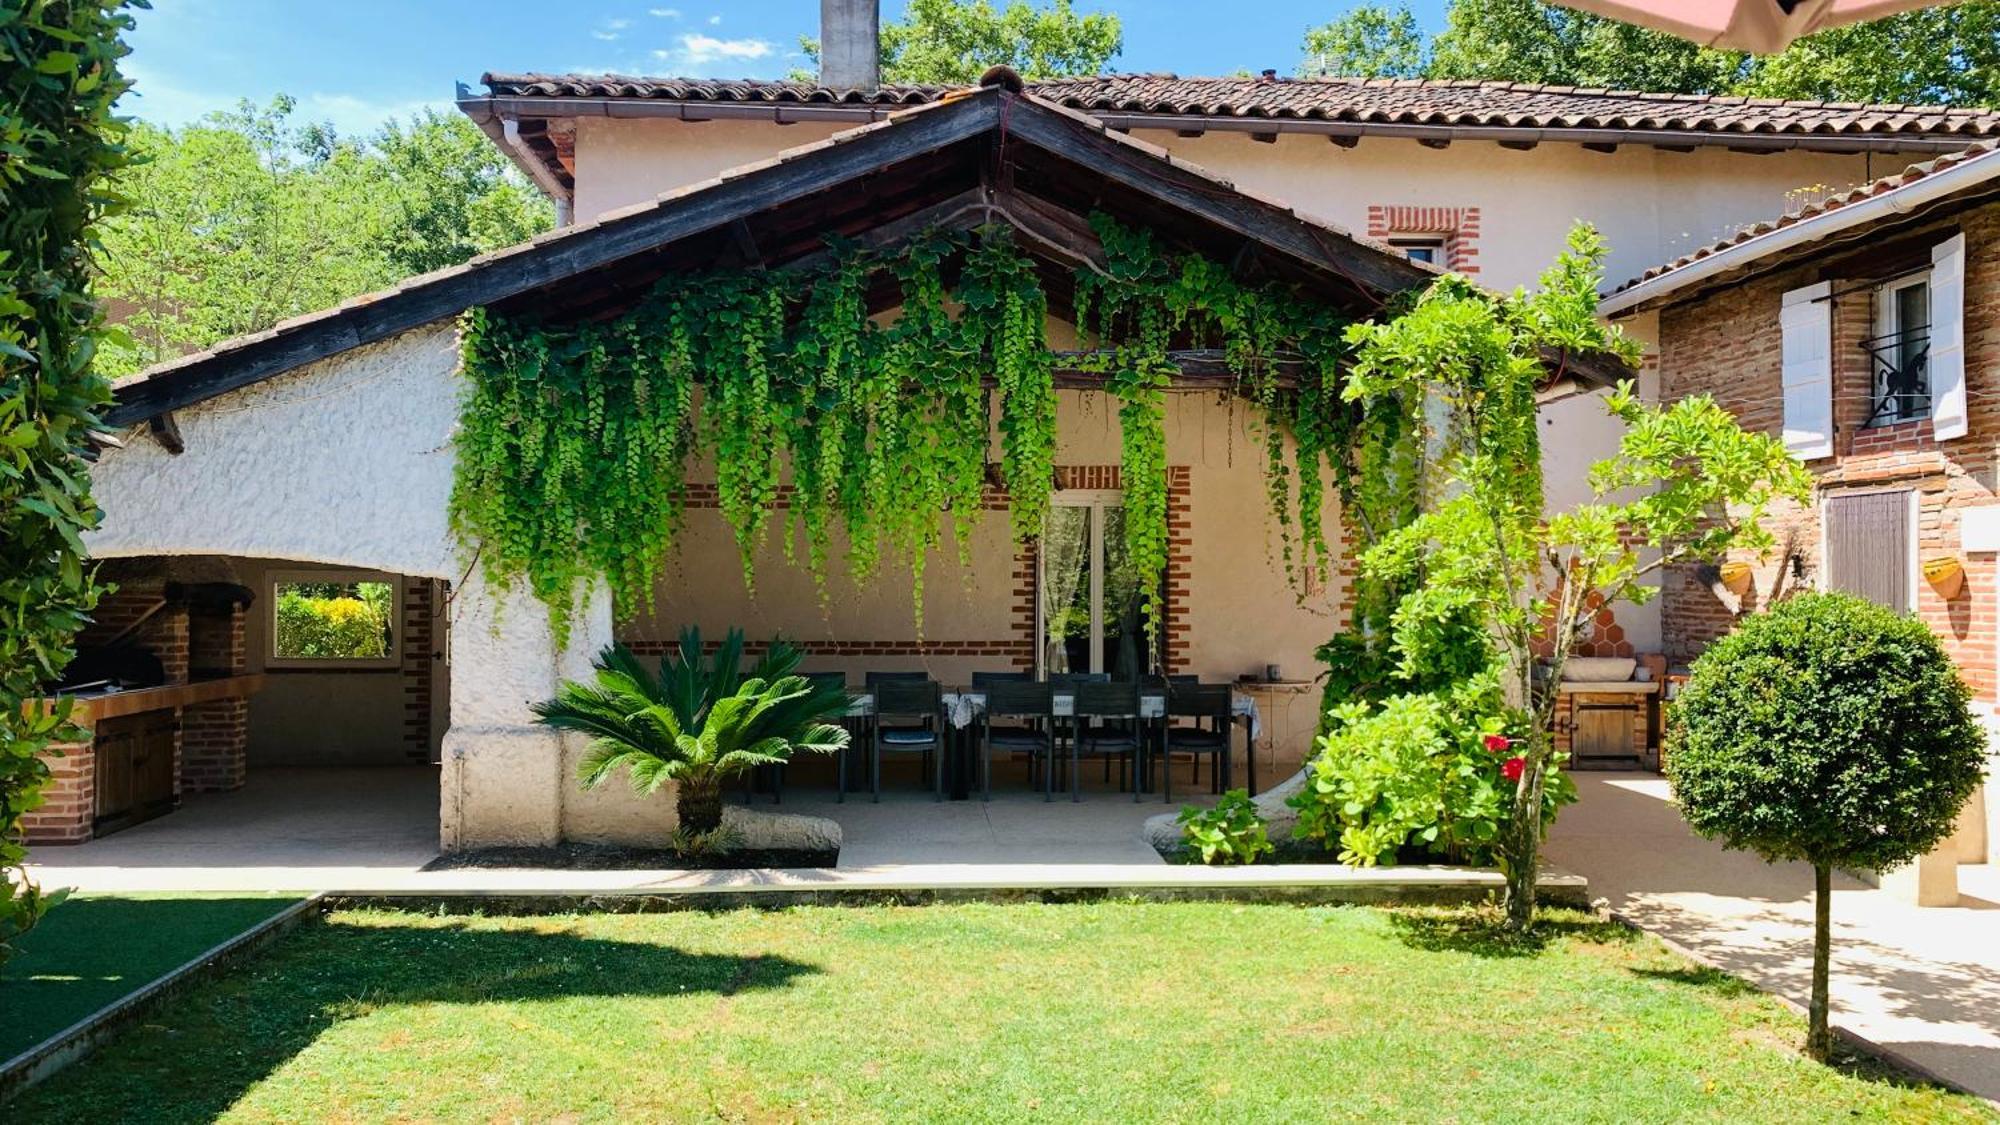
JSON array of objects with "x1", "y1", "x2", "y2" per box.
[
  {"x1": 1175, "y1": 789, "x2": 1273, "y2": 865},
  {"x1": 1290, "y1": 675, "x2": 1572, "y2": 866},
  {"x1": 274, "y1": 588, "x2": 393, "y2": 659},
  {"x1": 1669, "y1": 591, "x2": 1987, "y2": 1058}
]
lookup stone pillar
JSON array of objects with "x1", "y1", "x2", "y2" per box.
[
  {"x1": 22, "y1": 737, "x2": 94, "y2": 844},
  {"x1": 438, "y1": 566, "x2": 614, "y2": 850}
]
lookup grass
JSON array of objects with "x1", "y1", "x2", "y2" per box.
[
  {"x1": 0, "y1": 892, "x2": 304, "y2": 1060},
  {"x1": 6, "y1": 902, "x2": 1989, "y2": 1123}
]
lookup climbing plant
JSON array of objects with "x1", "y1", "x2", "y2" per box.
[{"x1": 453, "y1": 219, "x2": 1358, "y2": 645}]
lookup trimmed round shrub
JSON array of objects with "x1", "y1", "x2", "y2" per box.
[{"x1": 1669, "y1": 591, "x2": 1985, "y2": 872}]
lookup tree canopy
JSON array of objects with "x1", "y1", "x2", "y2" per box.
[
  {"x1": 800, "y1": 0, "x2": 1122, "y2": 85},
  {"x1": 1301, "y1": 0, "x2": 2000, "y2": 106},
  {"x1": 98, "y1": 98, "x2": 552, "y2": 377}
]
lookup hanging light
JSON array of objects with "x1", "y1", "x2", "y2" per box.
[{"x1": 1551, "y1": 0, "x2": 1940, "y2": 54}]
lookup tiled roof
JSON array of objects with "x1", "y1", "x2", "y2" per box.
[
  {"x1": 1609, "y1": 141, "x2": 2000, "y2": 300},
  {"x1": 481, "y1": 71, "x2": 2000, "y2": 141}
]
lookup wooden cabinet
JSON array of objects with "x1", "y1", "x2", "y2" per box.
[{"x1": 93, "y1": 710, "x2": 177, "y2": 836}]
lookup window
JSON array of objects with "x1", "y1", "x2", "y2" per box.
[
  {"x1": 1389, "y1": 236, "x2": 1446, "y2": 266},
  {"x1": 1822, "y1": 491, "x2": 1914, "y2": 613},
  {"x1": 1037, "y1": 492, "x2": 1159, "y2": 680},
  {"x1": 269, "y1": 572, "x2": 399, "y2": 667},
  {"x1": 1864, "y1": 272, "x2": 1931, "y2": 426}
]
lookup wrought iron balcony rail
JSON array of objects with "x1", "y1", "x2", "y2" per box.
[{"x1": 1859, "y1": 324, "x2": 1930, "y2": 427}]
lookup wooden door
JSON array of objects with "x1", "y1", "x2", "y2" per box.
[
  {"x1": 1573, "y1": 702, "x2": 1631, "y2": 761},
  {"x1": 1825, "y1": 491, "x2": 1912, "y2": 612},
  {"x1": 92, "y1": 711, "x2": 177, "y2": 836}
]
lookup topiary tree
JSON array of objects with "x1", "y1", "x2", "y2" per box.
[{"x1": 1669, "y1": 591, "x2": 1987, "y2": 1061}]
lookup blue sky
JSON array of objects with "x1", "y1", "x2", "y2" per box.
[{"x1": 121, "y1": 1, "x2": 1450, "y2": 137}]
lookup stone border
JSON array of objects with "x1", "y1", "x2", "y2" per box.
[
  {"x1": 1603, "y1": 908, "x2": 1997, "y2": 1109},
  {"x1": 0, "y1": 894, "x2": 325, "y2": 1101}
]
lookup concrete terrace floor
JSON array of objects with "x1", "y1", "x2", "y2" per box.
[{"x1": 1548, "y1": 771, "x2": 2000, "y2": 1103}]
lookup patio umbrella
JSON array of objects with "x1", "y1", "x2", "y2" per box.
[{"x1": 1552, "y1": 0, "x2": 1945, "y2": 53}]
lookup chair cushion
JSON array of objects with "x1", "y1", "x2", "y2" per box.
[
  {"x1": 879, "y1": 726, "x2": 939, "y2": 747},
  {"x1": 1079, "y1": 732, "x2": 1139, "y2": 751},
  {"x1": 987, "y1": 725, "x2": 1047, "y2": 750},
  {"x1": 1165, "y1": 729, "x2": 1228, "y2": 750}
]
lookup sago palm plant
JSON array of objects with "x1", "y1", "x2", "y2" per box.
[{"x1": 534, "y1": 628, "x2": 851, "y2": 835}]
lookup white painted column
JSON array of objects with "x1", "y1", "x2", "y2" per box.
[{"x1": 438, "y1": 566, "x2": 614, "y2": 849}]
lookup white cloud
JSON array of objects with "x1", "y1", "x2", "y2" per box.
[
  {"x1": 656, "y1": 33, "x2": 774, "y2": 67},
  {"x1": 592, "y1": 17, "x2": 631, "y2": 41},
  {"x1": 649, "y1": 7, "x2": 681, "y2": 17},
  {"x1": 301, "y1": 92, "x2": 450, "y2": 137},
  {"x1": 708, "y1": 14, "x2": 722, "y2": 25}
]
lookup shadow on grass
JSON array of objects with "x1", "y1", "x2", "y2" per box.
[
  {"x1": 5, "y1": 915, "x2": 818, "y2": 1124},
  {"x1": 0, "y1": 894, "x2": 305, "y2": 1060},
  {"x1": 1386, "y1": 906, "x2": 1640, "y2": 958}
]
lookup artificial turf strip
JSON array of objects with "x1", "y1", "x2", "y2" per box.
[
  {"x1": 0, "y1": 892, "x2": 305, "y2": 1060},
  {"x1": 6, "y1": 902, "x2": 1988, "y2": 1123}
]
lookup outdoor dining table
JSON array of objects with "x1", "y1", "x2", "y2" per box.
[{"x1": 843, "y1": 686, "x2": 1263, "y2": 800}]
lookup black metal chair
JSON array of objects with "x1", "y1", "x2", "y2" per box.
[
  {"x1": 865, "y1": 670, "x2": 929, "y2": 687},
  {"x1": 1071, "y1": 679, "x2": 1142, "y2": 803},
  {"x1": 804, "y1": 671, "x2": 859, "y2": 803},
  {"x1": 1160, "y1": 682, "x2": 1233, "y2": 802},
  {"x1": 970, "y1": 670, "x2": 1031, "y2": 687},
  {"x1": 978, "y1": 680, "x2": 1056, "y2": 801},
  {"x1": 870, "y1": 678, "x2": 946, "y2": 802}
]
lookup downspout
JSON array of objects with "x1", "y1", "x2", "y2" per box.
[{"x1": 502, "y1": 117, "x2": 574, "y2": 227}]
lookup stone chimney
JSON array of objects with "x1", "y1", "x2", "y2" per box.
[{"x1": 819, "y1": 0, "x2": 880, "y2": 92}]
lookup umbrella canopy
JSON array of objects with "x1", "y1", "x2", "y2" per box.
[{"x1": 1553, "y1": 0, "x2": 1942, "y2": 53}]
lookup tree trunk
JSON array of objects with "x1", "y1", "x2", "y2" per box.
[
  {"x1": 1808, "y1": 861, "x2": 1833, "y2": 1061},
  {"x1": 676, "y1": 773, "x2": 725, "y2": 836},
  {"x1": 1503, "y1": 753, "x2": 1550, "y2": 931}
]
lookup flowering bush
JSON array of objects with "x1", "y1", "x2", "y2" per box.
[
  {"x1": 1175, "y1": 789, "x2": 1274, "y2": 865},
  {"x1": 1289, "y1": 675, "x2": 1572, "y2": 866}
]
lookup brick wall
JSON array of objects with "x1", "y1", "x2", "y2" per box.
[
  {"x1": 1656, "y1": 202, "x2": 2000, "y2": 702},
  {"x1": 19, "y1": 738, "x2": 94, "y2": 844},
  {"x1": 402, "y1": 579, "x2": 436, "y2": 761},
  {"x1": 1366, "y1": 204, "x2": 1482, "y2": 277},
  {"x1": 179, "y1": 698, "x2": 248, "y2": 792},
  {"x1": 78, "y1": 578, "x2": 188, "y2": 685}
]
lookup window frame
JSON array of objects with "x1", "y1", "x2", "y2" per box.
[
  {"x1": 1387, "y1": 236, "x2": 1447, "y2": 266},
  {"x1": 1867, "y1": 270, "x2": 1933, "y2": 427},
  {"x1": 266, "y1": 569, "x2": 403, "y2": 671},
  {"x1": 1034, "y1": 490, "x2": 1165, "y2": 680}
]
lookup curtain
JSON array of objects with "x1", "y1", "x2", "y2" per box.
[{"x1": 1040, "y1": 506, "x2": 1089, "y2": 675}]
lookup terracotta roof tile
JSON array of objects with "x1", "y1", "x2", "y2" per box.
[{"x1": 480, "y1": 72, "x2": 2000, "y2": 140}]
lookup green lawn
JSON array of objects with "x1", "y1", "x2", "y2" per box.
[
  {"x1": 0, "y1": 892, "x2": 304, "y2": 1060},
  {"x1": 5, "y1": 902, "x2": 1986, "y2": 1122}
]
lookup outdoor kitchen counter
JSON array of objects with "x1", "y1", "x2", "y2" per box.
[{"x1": 54, "y1": 674, "x2": 267, "y2": 722}]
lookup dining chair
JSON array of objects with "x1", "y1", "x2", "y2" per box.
[
  {"x1": 970, "y1": 670, "x2": 1031, "y2": 687},
  {"x1": 1071, "y1": 679, "x2": 1142, "y2": 803},
  {"x1": 805, "y1": 671, "x2": 856, "y2": 802},
  {"x1": 870, "y1": 678, "x2": 946, "y2": 802},
  {"x1": 865, "y1": 670, "x2": 929, "y2": 687},
  {"x1": 978, "y1": 680, "x2": 1056, "y2": 801},
  {"x1": 1161, "y1": 682, "x2": 1233, "y2": 802}
]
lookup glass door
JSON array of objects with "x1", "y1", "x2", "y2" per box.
[{"x1": 1039, "y1": 493, "x2": 1156, "y2": 679}]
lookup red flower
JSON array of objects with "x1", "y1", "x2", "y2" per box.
[
  {"x1": 1483, "y1": 734, "x2": 1510, "y2": 754},
  {"x1": 1500, "y1": 757, "x2": 1526, "y2": 782}
]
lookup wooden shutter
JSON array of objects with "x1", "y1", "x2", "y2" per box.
[
  {"x1": 1781, "y1": 281, "x2": 1834, "y2": 460},
  {"x1": 1825, "y1": 491, "x2": 1912, "y2": 613},
  {"x1": 1930, "y1": 232, "x2": 1968, "y2": 441}
]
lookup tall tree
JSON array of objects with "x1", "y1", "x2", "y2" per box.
[
  {"x1": 97, "y1": 99, "x2": 551, "y2": 376},
  {"x1": 1300, "y1": 0, "x2": 1997, "y2": 106},
  {"x1": 801, "y1": 0, "x2": 1122, "y2": 85},
  {"x1": 1, "y1": 0, "x2": 137, "y2": 963}
]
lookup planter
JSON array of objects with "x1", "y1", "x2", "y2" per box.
[
  {"x1": 1718, "y1": 561, "x2": 1754, "y2": 595},
  {"x1": 1925, "y1": 556, "x2": 1965, "y2": 600}
]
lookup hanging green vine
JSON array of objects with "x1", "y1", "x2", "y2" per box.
[{"x1": 453, "y1": 216, "x2": 1363, "y2": 646}]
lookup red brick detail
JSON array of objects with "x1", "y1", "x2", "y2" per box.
[
  {"x1": 179, "y1": 698, "x2": 248, "y2": 793},
  {"x1": 21, "y1": 739, "x2": 94, "y2": 844},
  {"x1": 631, "y1": 637, "x2": 1035, "y2": 659},
  {"x1": 1366, "y1": 204, "x2": 1482, "y2": 277},
  {"x1": 401, "y1": 580, "x2": 436, "y2": 761},
  {"x1": 79, "y1": 579, "x2": 189, "y2": 685},
  {"x1": 1656, "y1": 201, "x2": 2000, "y2": 703}
]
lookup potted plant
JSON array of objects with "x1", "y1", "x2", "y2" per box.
[{"x1": 535, "y1": 628, "x2": 851, "y2": 837}]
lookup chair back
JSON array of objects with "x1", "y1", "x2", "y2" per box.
[
  {"x1": 971, "y1": 670, "x2": 1030, "y2": 687},
  {"x1": 1074, "y1": 678, "x2": 1140, "y2": 719},
  {"x1": 1168, "y1": 682, "x2": 1231, "y2": 721},
  {"x1": 983, "y1": 680, "x2": 1053, "y2": 720},
  {"x1": 1049, "y1": 671, "x2": 1109, "y2": 692},
  {"x1": 874, "y1": 678, "x2": 943, "y2": 718},
  {"x1": 804, "y1": 671, "x2": 849, "y2": 693},
  {"x1": 866, "y1": 670, "x2": 929, "y2": 688}
]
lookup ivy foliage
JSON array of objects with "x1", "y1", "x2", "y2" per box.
[
  {"x1": 454, "y1": 219, "x2": 1356, "y2": 646},
  {"x1": 1, "y1": 0, "x2": 138, "y2": 963}
]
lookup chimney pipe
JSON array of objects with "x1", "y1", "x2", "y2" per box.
[{"x1": 819, "y1": 0, "x2": 880, "y2": 92}]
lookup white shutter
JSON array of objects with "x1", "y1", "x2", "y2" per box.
[
  {"x1": 1929, "y1": 232, "x2": 1968, "y2": 441},
  {"x1": 1781, "y1": 281, "x2": 1834, "y2": 460}
]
